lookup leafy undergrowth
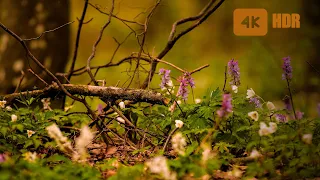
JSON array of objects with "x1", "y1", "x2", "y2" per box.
[
  {"x1": 1, "y1": 57, "x2": 320, "y2": 179},
  {"x1": 1, "y1": 87, "x2": 320, "y2": 180}
]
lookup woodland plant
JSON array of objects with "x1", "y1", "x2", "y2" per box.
[{"x1": 0, "y1": 55, "x2": 319, "y2": 180}]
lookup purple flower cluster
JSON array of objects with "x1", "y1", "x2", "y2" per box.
[
  {"x1": 217, "y1": 94, "x2": 233, "y2": 118},
  {"x1": 296, "y1": 111, "x2": 304, "y2": 120},
  {"x1": 97, "y1": 104, "x2": 104, "y2": 115},
  {"x1": 228, "y1": 59, "x2": 241, "y2": 86},
  {"x1": 249, "y1": 97, "x2": 262, "y2": 108},
  {"x1": 159, "y1": 68, "x2": 171, "y2": 89},
  {"x1": 0, "y1": 154, "x2": 6, "y2": 163},
  {"x1": 282, "y1": 56, "x2": 293, "y2": 80},
  {"x1": 275, "y1": 114, "x2": 288, "y2": 123},
  {"x1": 177, "y1": 72, "x2": 195, "y2": 101}
]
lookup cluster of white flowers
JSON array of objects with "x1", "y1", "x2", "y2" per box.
[
  {"x1": 266, "y1": 101, "x2": 276, "y2": 111},
  {"x1": 171, "y1": 132, "x2": 186, "y2": 155},
  {"x1": 259, "y1": 122, "x2": 277, "y2": 136},
  {"x1": 46, "y1": 123, "x2": 94, "y2": 162},
  {"x1": 248, "y1": 111, "x2": 259, "y2": 121},
  {"x1": 145, "y1": 156, "x2": 176, "y2": 180},
  {"x1": 41, "y1": 98, "x2": 52, "y2": 110}
]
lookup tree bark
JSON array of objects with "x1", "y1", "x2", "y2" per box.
[{"x1": 0, "y1": 0, "x2": 69, "y2": 94}]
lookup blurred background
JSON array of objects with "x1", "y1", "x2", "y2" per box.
[{"x1": 0, "y1": 0, "x2": 319, "y2": 116}]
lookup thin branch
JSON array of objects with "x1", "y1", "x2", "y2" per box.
[
  {"x1": 67, "y1": 0, "x2": 89, "y2": 81},
  {"x1": 140, "y1": 0, "x2": 225, "y2": 89},
  {"x1": 22, "y1": 21, "x2": 74, "y2": 41},
  {"x1": 86, "y1": 0, "x2": 115, "y2": 86},
  {"x1": 28, "y1": 69, "x2": 49, "y2": 86},
  {"x1": 14, "y1": 70, "x2": 25, "y2": 93}
]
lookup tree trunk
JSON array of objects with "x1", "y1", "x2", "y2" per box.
[{"x1": 0, "y1": 0, "x2": 70, "y2": 95}]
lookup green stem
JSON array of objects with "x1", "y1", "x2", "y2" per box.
[{"x1": 286, "y1": 79, "x2": 297, "y2": 120}]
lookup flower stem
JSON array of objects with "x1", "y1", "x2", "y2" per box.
[{"x1": 286, "y1": 79, "x2": 297, "y2": 119}]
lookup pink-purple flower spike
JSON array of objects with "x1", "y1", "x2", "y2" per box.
[
  {"x1": 228, "y1": 58, "x2": 241, "y2": 86},
  {"x1": 282, "y1": 56, "x2": 293, "y2": 80},
  {"x1": 159, "y1": 68, "x2": 171, "y2": 89},
  {"x1": 217, "y1": 94, "x2": 233, "y2": 118},
  {"x1": 177, "y1": 72, "x2": 195, "y2": 101}
]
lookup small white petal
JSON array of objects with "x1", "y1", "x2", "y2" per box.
[
  {"x1": 248, "y1": 111, "x2": 259, "y2": 121},
  {"x1": 119, "y1": 101, "x2": 125, "y2": 109},
  {"x1": 231, "y1": 85, "x2": 238, "y2": 93},
  {"x1": 266, "y1": 102, "x2": 276, "y2": 111},
  {"x1": 11, "y1": 114, "x2": 17, "y2": 122},
  {"x1": 195, "y1": 98, "x2": 201, "y2": 104},
  {"x1": 246, "y1": 88, "x2": 255, "y2": 99},
  {"x1": 116, "y1": 117, "x2": 125, "y2": 124},
  {"x1": 175, "y1": 120, "x2": 184, "y2": 128}
]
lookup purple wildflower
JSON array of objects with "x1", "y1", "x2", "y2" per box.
[
  {"x1": 275, "y1": 114, "x2": 288, "y2": 123},
  {"x1": 217, "y1": 94, "x2": 233, "y2": 118},
  {"x1": 296, "y1": 111, "x2": 304, "y2": 120},
  {"x1": 282, "y1": 56, "x2": 293, "y2": 80},
  {"x1": 177, "y1": 76, "x2": 189, "y2": 101},
  {"x1": 97, "y1": 104, "x2": 104, "y2": 115},
  {"x1": 249, "y1": 97, "x2": 262, "y2": 108},
  {"x1": 184, "y1": 72, "x2": 195, "y2": 88},
  {"x1": 0, "y1": 154, "x2": 5, "y2": 163},
  {"x1": 159, "y1": 68, "x2": 171, "y2": 89},
  {"x1": 283, "y1": 97, "x2": 292, "y2": 111},
  {"x1": 228, "y1": 59, "x2": 241, "y2": 86}
]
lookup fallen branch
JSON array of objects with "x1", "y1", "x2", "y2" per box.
[{"x1": 2, "y1": 83, "x2": 169, "y2": 105}]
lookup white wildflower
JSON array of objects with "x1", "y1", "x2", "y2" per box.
[
  {"x1": 41, "y1": 98, "x2": 51, "y2": 110},
  {"x1": 116, "y1": 116, "x2": 125, "y2": 124},
  {"x1": 302, "y1": 134, "x2": 312, "y2": 144},
  {"x1": 266, "y1": 101, "x2": 276, "y2": 111},
  {"x1": 231, "y1": 85, "x2": 238, "y2": 93},
  {"x1": 177, "y1": 100, "x2": 181, "y2": 105},
  {"x1": 74, "y1": 126, "x2": 94, "y2": 161},
  {"x1": 27, "y1": 130, "x2": 35, "y2": 138},
  {"x1": 171, "y1": 132, "x2": 186, "y2": 155},
  {"x1": 11, "y1": 114, "x2": 17, "y2": 122},
  {"x1": 23, "y1": 152, "x2": 37, "y2": 162},
  {"x1": 6, "y1": 106, "x2": 12, "y2": 111},
  {"x1": 0, "y1": 100, "x2": 6, "y2": 108},
  {"x1": 246, "y1": 88, "x2": 255, "y2": 99},
  {"x1": 259, "y1": 122, "x2": 277, "y2": 136},
  {"x1": 249, "y1": 149, "x2": 261, "y2": 159},
  {"x1": 195, "y1": 98, "x2": 201, "y2": 104},
  {"x1": 119, "y1": 101, "x2": 125, "y2": 109},
  {"x1": 145, "y1": 156, "x2": 176, "y2": 180},
  {"x1": 175, "y1": 120, "x2": 183, "y2": 128},
  {"x1": 248, "y1": 111, "x2": 259, "y2": 121},
  {"x1": 46, "y1": 123, "x2": 74, "y2": 155}
]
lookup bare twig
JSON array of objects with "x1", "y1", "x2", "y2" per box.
[
  {"x1": 22, "y1": 21, "x2": 74, "y2": 41},
  {"x1": 28, "y1": 69, "x2": 49, "y2": 86},
  {"x1": 67, "y1": 0, "x2": 89, "y2": 81},
  {"x1": 86, "y1": 0, "x2": 115, "y2": 86},
  {"x1": 140, "y1": 0, "x2": 225, "y2": 89},
  {"x1": 14, "y1": 70, "x2": 25, "y2": 93}
]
